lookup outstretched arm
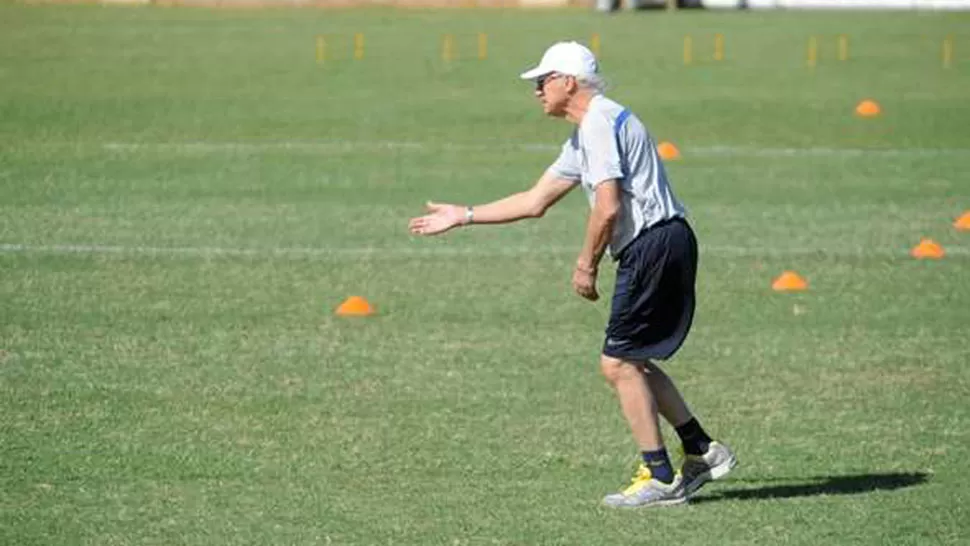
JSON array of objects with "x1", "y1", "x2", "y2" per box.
[{"x1": 408, "y1": 170, "x2": 576, "y2": 236}]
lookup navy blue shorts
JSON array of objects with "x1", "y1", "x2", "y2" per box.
[{"x1": 602, "y1": 217, "x2": 698, "y2": 361}]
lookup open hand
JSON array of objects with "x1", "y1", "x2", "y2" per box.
[{"x1": 408, "y1": 201, "x2": 465, "y2": 236}]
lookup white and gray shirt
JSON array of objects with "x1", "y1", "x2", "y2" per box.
[{"x1": 548, "y1": 94, "x2": 686, "y2": 258}]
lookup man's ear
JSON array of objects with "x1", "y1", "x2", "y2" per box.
[{"x1": 565, "y1": 75, "x2": 580, "y2": 95}]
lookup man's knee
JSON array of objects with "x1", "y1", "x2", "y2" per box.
[{"x1": 600, "y1": 355, "x2": 643, "y2": 385}]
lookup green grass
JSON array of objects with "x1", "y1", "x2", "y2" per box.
[{"x1": 1, "y1": 3, "x2": 969, "y2": 545}]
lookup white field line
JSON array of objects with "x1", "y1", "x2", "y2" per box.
[
  {"x1": 1, "y1": 242, "x2": 966, "y2": 259},
  {"x1": 99, "y1": 141, "x2": 970, "y2": 158},
  {"x1": 686, "y1": 146, "x2": 970, "y2": 158}
]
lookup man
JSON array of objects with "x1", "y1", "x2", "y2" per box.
[{"x1": 408, "y1": 41, "x2": 736, "y2": 508}]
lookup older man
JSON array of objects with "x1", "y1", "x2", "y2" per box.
[{"x1": 408, "y1": 41, "x2": 736, "y2": 508}]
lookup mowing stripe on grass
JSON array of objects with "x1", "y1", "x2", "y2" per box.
[
  {"x1": 2, "y1": 242, "x2": 966, "y2": 259},
  {"x1": 98, "y1": 141, "x2": 970, "y2": 158}
]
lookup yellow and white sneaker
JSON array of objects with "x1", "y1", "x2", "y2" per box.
[
  {"x1": 681, "y1": 441, "x2": 738, "y2": 497},
  {"x1": 602, "y1": 463, "x2": 687, "y2": 508}
]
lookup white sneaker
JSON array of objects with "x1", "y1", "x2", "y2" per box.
[
  {"x1": 681, "y1": 441, "x2": 738, "y2": 496},
  {"x1": 602, "y1": 463, "x2": 688, "y2": 508}
]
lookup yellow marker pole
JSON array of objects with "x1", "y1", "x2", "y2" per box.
[
  {"x1": 807, "y1": 36, "x2": 817, "y2": 68},
  {"x1": 590, "y1": 33, "x2": 601, "y2": 57},
  {"x1": 838, "y1": 34, "x2": 849, "y2": 61},
  {"x1": 316, "y1": 35, "x2": 326, "y2": 64},
  {"x1": 442, "y1": 34, "x2": 455, "y2": 62},
  {"x1": 683, "y1": 35, "x2": 692, "y2": 66},
  {"x1": 943, "y1": 35, "x2": 953, "y2": 69},
  {"x1": 353, "y1": 33, "x2": 365, "y2": 60},
  {"x1": 714, "y1": 33, "x2": 724, "y2": 62},
  {"x1": 666, "y1": 0, "x2": 677, "y2": 11},
  {"x1": 478, "y1": 33, "x2": 488, "y2": 60}
]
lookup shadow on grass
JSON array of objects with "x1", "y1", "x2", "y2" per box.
[{"x1": 691, "y1": 472, "x2": 930, "y2": 504}]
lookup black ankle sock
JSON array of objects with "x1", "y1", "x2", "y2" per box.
[
  {"x1": 641, "y1": 448, "x2": 674, "y2": 484},
  {"x1": 675, "y1": 418, "x2": 713, "y2": 456}
]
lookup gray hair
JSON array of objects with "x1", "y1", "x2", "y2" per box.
[{"x1": 576, "y1": 73, "x2": 607, "y2": 95}]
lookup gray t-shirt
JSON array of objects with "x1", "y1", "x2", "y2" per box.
[{"x1": 548, "y1": 94, "x2": 686, "y2": 258}]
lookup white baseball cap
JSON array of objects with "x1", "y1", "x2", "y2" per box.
[{"x1": 519, "y1": 41, "x2": 599, "y2": 81}]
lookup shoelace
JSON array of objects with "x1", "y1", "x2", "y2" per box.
[{"x1": 622, "y1": 465, "x2": 654, "y2": 495}]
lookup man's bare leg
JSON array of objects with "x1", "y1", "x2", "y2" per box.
[
  {"x1": 640, "y1": 360, "x2": 692, "y2": 428},
  {"x1": 640, "y1": 360, "x2": 738, "y2": 495},
  {"x1": 601, "y1": 355, "x2": 663, "y2": 451},
  {"x1": 599, "y1": 354, "x2": 687, "y2": 507}
]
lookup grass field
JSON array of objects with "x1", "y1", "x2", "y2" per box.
[{"x1": 2, "y1": 3, "x2": 969, "y2": 545}]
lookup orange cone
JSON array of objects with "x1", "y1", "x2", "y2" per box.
[
  {"x1": 855, "y1": 99, "x2": 881, "y2": 117},
  {"x1": 335, "y1": 296, "x2": 375, "y2": 316},
  {"x1": 910, "y1": 239, "x2": 945, "y2": 259},
  {"x1": 954, "y1": 211, "x2": 970, "y2": 231},
  {"x1": 657, "y1": 141, "x2": 681, "y2": 161},
  {"x1": 772, "y1": 271, "x2": 808, "y2": 292}
]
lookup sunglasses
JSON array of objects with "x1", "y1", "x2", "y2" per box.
[{"x1": 535, "y1": 73, "x2": 564, "y2": 92}]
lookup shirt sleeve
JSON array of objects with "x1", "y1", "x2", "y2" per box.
[
  {"x1": 547, "y1": 134, "x2": 582, "y2": 183},
  {"x1": 583, "y1": 113, "x2": 624, "y2": 188}
]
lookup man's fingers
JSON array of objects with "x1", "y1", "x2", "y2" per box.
[
  {"x1": 577, "y1": 284, "x2": 598, "y2": 301},
  {"x1": 410, "y1": 213, "x2": 451, "y2": 236},
  {"x1": 409, "y1": 216, "x2": 431, "y2": 234}
]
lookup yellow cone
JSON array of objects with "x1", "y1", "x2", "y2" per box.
[
  {"x1": 335, "y1": 296, "x2": 375, "y2": 316},
  {"x1": 954, "y1": 211, "x2": 970, "y2": 231},
  {"x1": 855, "y1": 99, "x2": 881, "y2": 118},
  {"x1": 657, "y1": 141, "x2": 681, "y2": 161},
  {"x1": 910, "y1": 239, "x2": 944, "y2": 259},
  {"x1": 772, "y1": 271, "x2": 808, "y2": 292}
]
